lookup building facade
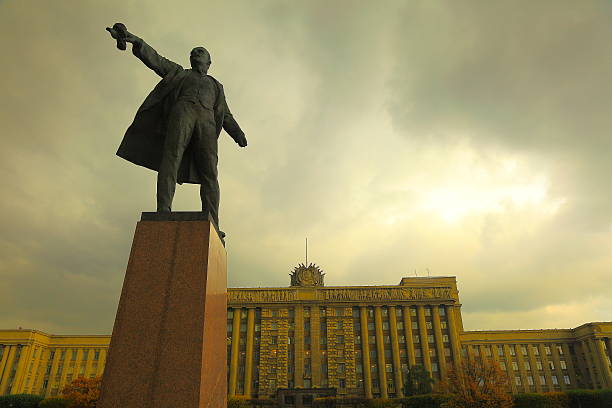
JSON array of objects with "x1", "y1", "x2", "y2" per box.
[{"x1": 1, "y1": 265, "x2": 611, "y2": 399}]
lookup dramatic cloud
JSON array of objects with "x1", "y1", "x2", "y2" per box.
[{"x1": 0, "y1": 0, "x2": 609, "y2": 335}]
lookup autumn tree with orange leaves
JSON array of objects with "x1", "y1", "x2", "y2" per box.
[
  {"x1": 60, "y1": 376, "x2": 102, "y2": 408},
  {"x1": 437, "y1": 358, "x2": 513, "y2": 408}
]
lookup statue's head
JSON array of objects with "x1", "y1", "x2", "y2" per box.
[{"x1": 190, "y1": 47, "x2": 211, "y2": 72}]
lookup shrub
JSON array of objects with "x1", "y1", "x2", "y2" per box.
[
  {"x1": 513, "y1": 392, "x2": 569, "y2": 408},
  {"x1": 0, "y1": 393, "x2": 43, "y2": 408},
  {"x1": 228, "y1": 396, "x2": 250, "y2": 408},
  {"x1": 38, "y1": 397, "x2": 70, "y2": 408},
  {"x1": 400, "y1": 394, "x2": 451, "y2": 408},
  {"x1": 567, "y1": 389, "x2": 612, "y2": 408},
  {"x1": 366, "y1": 398, "x2": 401, "y2": 408}
]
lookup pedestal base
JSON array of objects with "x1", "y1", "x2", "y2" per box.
[{"x1": 98, "y1": 212, "x2": 227, "y2": 408}]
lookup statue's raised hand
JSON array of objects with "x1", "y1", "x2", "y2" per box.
[{"x1": 106, "y1": 23, "x2": 129, "y2": 50}]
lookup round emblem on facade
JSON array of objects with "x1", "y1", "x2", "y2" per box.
[{"x1": 290, "y1": 263, "x2": 325, "y2": 287}]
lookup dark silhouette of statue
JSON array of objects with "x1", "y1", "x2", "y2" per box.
[{"x1": 106, "y1": 23, "x2": 247, "y2": 234}]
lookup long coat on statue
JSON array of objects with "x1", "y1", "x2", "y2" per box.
[{"x1": 116, "y1": 39, "x2": 245, "y2": 184}]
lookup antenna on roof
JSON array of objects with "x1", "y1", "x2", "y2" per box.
[
  {"x1": 427, "y1": 268, "x2": 431, "y2": 277},
  {"x1": 414, "y1": 269, "x2": 417, "y2": 277},
  {"x1": 305, "y1": 237, "x2": 308, "y2": 266}
]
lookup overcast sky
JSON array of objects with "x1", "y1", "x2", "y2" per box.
[{"x1": 0, "y1": 0, "x2": 610, "y2": 335}]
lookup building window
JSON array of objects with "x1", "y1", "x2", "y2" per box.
[
  {"x1": 445, "y1": 348, "x2": 451, "y2": 357},
  {"x1": 399, "y1": 335, "x2": 405, "y2": 344},
  {"x1": 498, "y1": 346, "x2": 504, "y2": 357},
  {"x1": 337, "y1": 363, "x2": 346, "y2": 374},
  {"x1": 271, "y1": 336, "x2": 278, "y2": 345},
  {"x1": 515, "y1": 376, "x2": 521, "y2": 386},
  {"x1": 533, "y1": 346, "x2": 539, "y2": 356},
  {"x1": 415, "y1": 349, "x2": 422, "y2": 357},
  {"x1": 339, "y1": 378, "x2": 346, "y2": 388},
  {"x1": 432, "y1": 362, "x2": 438, "y2": 372},
  {"x1": 335, "y1": 308, "x2": 343, "y2": 317},
  {"x1": 93, "y1": 351, "x2": 99, "y2": 361},
  {"x1": 396, "y1": 308, "x2": 403, "y2": 317},
  {"x1": 441, "y1": 321, "x2": 447, "y2": 329},
  {"x1": 557, "y1": 345, "x2": 564, "y2": 355},
  {"x1": 545, "y1": 346, "x2": 551, "y2": 356},
  {"x1": 368, "y1": 308, "x2": 374, "y2": 318},
  {"x1": 368, "y1": 323, "x2": 375, "y2": 331},
  {"x1": 429, "y1": 348, "x2": 436, "y2": 357},
  {"x1": 521, "y1": 345, "x2": 528, "y2": 356},
  {"x1": 304, "y1": 307, "x2": 311, "y2": 317},
  {"x1": 255, "y1": 323, "x2": 261, "y2": 332},
  {"x1": 410, "y1": 308, "x2": 417, "y2": 317},
  {"x1": 426, "y1": 322, "x2": 433, "y2": 330},
  {"x1": 500, "y1": 361, "x2": 506, "y2": 370},
  {"x1": 413, "y1": 335, "x2": 420, "y2": 344},
  {"x1": 384, "y1": 336, "x2": 391, "y2": 344},
  {"x1": 336, "y1": 321, "x2": 342, "y2": 329},
  {"x1": 540, "y1": 375, "x2": 546, "y2": 385},
  {"x1": 552, "y1": 375, "x2": 558, "y2": 385},
  {"x1": 527, "y1": 376, "x2": 534, "y2": 385},
  {"x1": 337, "y1": 335, "x2": 344, "y2": 344},
  {"x1": 536, "y1": 361, "x2": 543, "y2": 370},
  {"x1": 548, "y1": 361, "x2": 554, "y2": 370},
  {"x1": 412, "y1": 322, "x2": 418, "y2": 330},
  {"x1": 424, "y1": 308, "x2": 431, "y2": 316},
  {"x1": 369, "y1": 336, "x2": 375, "y2": 344},
  {"x1": 564, "y1": 375, "x2": 570, "y2": 385},
  {"x1": 509, "y1": 346, "x2": 516, "y2": 356},
  {"x1": 272, "y1": 310, "x2": 279, "y2": 317},
  {"x1": 524, "y1": 361, "x2": 530, "y2": 371},
  {"x1": 428, "y1": 335, "x2": 434, "y2": 344},
  {"x1": 382, "y1": 308, "x2": 388, "y2": 317},
  {"x1": 385, "y1": 363, "x2": 392, "y2": 373},
  {"x1": 397, "y1": 321, "x2": 404, "y2": 330},
  {"x1": 512, "y1": 362, "x2": 518, "y2": 371},
  {"x1": 271, "y1": 322, "x2": 278, "y2": 330},
  {"x1": 560, "y1": 360, "x2": 567, "y2": 370},
  {"x1": 382, "y1": 322, "x2": 389, "y2": 330},
  {"x1": 485, "y1": 346, "x2": 492, "y2": 357},
  {"x1": 320, "y1": 337, "x2": 327, "y2": 345}
]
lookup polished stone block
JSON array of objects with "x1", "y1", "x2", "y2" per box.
[{"x1": 98, "y1": 213, "x2": 227, "y2": 408}]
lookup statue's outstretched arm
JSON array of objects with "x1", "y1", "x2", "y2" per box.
[{"x1": 107, "y1": 23, "x2": 182, "y2": 78}]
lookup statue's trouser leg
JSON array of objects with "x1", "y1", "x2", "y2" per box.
[
  {"x1": 191, "y1": 108, "x2": 220, "y2": 227},
  {"x1": 157, "y1": 102, "x2": 197, "y2": 212}
]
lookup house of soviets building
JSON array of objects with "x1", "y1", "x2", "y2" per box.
[{"x1": 1, "y1": 264, "x2": 611, "y2": 400}]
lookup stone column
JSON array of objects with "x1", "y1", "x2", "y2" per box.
[
  {"x1": 538, "y1": 344, "x2": 554, "y2": 392},
  {"x1": 580, "y1": 341, "x2": 598, "y2": 389},
  {"x1": 229, "y1": 308, "x2": 242, "y2": 396},
  {"x1": 0, "y1": 346, "x2": 16, "y2": 395},
  {"x1": 431, "y1": 306, "x2": 447, "y2": 379},
  {"x1": 359, "y1": 307, "x2": 373, "y2": 399},
  {"x1": 503, "y1": 345, "x2": 517, "y2": 394},
  {"x1": 515, "y1": 345, "x2": 529, "y2": 393},
  {"x1": 402, "y1": 307, "x2": 416, "y2": 367},
  {"x1": 445, "y1": 305, "x2": 461, "y2": 369},
  {"x1": 550, "y1": 344, "x2": 566, "y2": 390},
  {"x1": 311, "y1": 306, "x2": 321, "y2": 387},
  {"x1": 416, "y1": 306, "x2": 432, "y2": 374},
  {"x1": 388, "y1": 306, "x2": 403, "y2": 397},
  {"x1": 244, "y1": 308, "x2": 256, "y2": 396},
  {"x1": 374, "y1": 306, "x2": 388, "y2": 398},
  {"x1": 526, "y1": 345, "x2": 542, "y2": 393},
  {"x1": 560, "y1": 343, "x2": 577, "y2": 389},
  {"x1": 295, "y1": 305, "x2": 304, "y2": 388},
  {"x1": 592, "y1": 339, "x2": 612, "y2": 388}
]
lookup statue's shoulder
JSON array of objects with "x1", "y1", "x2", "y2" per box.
[{"x1": 207, "y1": 74, "x2": 223, "y2": 87}]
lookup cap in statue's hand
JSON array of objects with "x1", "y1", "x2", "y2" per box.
[{"x1": 106, "y1": 23, "x2": 128, "y2": 50}]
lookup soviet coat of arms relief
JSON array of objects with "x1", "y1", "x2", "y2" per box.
[{"x1": 290, "y1": 263, "x2": 325, "y2": 287}]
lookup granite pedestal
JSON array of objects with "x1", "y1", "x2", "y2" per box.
[{"x1": 98, "y1": 212, "x2": 227, "y2": 408}]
